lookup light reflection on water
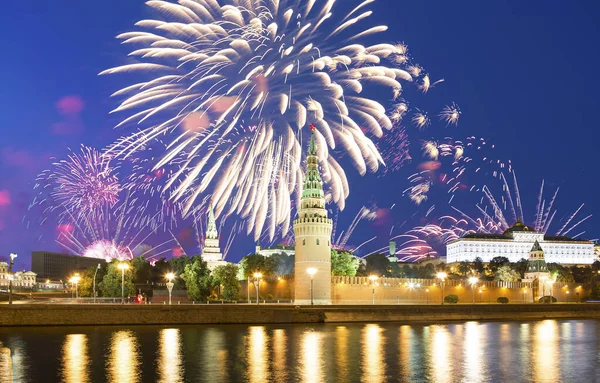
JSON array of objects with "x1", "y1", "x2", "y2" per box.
[
  {"x1": 0, "y1": 319, "x2": 598, "y2": 382},
  {"x1": 61, "y1": 334, "x2": 89, "y2": 383}
]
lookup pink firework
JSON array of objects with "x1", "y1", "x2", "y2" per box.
[
  {"x1": 47, "y1": 145, "x2": 121, "y2": 214},
  {"x1": 82, "y1": 240, "x2": 133, "y2": 261}
]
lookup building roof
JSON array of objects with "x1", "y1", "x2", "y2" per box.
[
  {"x1": 502, "y1": 219, "x2": 536, "y2": 235},
  {"x1": 530, "y1": 240, "x2": 543, "y2": 252}
]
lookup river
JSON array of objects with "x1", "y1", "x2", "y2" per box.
[{"x1": 0, "y1": 319, "x2": 598, "y2": 382}]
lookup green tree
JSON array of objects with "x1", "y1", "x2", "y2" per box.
[
  {"x1": 151, "y1": 258, "x2": 170, "y2": 284},
  {"x1": 182, "y1": 256, "x2": 212, "y2": 301},
  {"x1": 99, "y1": 260, "x2": 136, "y2": 298},
  {"x1": 495, "y1": 265, "x2": 520, "y2": 282},
  {"x1": 132, "y1": 256, "x2": 152, "y2": 284},
  {"x1": 270, "y1": 252, "x2": 295, "y2": 275},
  {"x1": 212, "y1": 263, "x2": 241, "y2": 300},
  {"x1": 547, "y1": 263, "x2": 575, "y2": 283},
  {"x1": 473, "y1": 257, "x2": 485, "y2": 275},
  {"x1": 76, "y1": 265, "x2": 105, "y2": 297},
  {"x1": 169, "y1": 256, "x2": 193, "y2": 289},
  {"x1": 513, "y1": 258, "x2": 529, "y2": 278},
  {"x1": 239, "y1": 254, "x2": 276, "y2": 277},
  {"x1": 457, "y1": 261, "x2": 472, "y2": 276},
  {"x1": 331, "y1": 250, "x2": 360, "y2": 277},
  {"x1": 364, "y1": 253, "x2": 392, "y2": 277},
  {"x1": 415, "y1": 263, "x2": 436, "y2": 279},
  {"x1": 489, "y1": 256, "x2": 510, "y2": 273}
]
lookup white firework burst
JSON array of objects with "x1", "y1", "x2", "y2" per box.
[{"x1": 101, "y1": 0, "x2": 417, "y2": 240}]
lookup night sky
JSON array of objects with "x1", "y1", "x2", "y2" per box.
[{"x1": 1, "y1": 1, "x2": 599, "y2": 270}]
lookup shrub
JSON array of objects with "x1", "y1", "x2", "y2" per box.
[
  {"x1": 444, "y1": 294, "x2": 459, "y2": 304},
  {"x1": 497, "y1": 297, "x2": 509, "y2": 304},
  {"x1": 266, "y1": 294, "x2": 274, "y2": 300},
  {"x1": 538, "y1": 296, "x2": 557, "y2": 303}
]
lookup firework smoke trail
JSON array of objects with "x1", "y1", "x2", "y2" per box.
[
  {"x1": 102, "y1": 0, "x2": 423, "y2": 241},
  {"x1": 334, "y1": 206, "x2": 377, "y2": 249},
  {"x1": 458, "y1": 171, "x2": 591, "y2": 237},
  {"x1": 390, "y1": 217, "x2": 470, "y2": 262}
]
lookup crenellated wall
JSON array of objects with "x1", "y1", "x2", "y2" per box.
[{"x1": 239, "y1": 275, "x2": 591, "y2": 304}]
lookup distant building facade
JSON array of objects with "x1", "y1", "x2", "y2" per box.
[
  {"x1": 0, "y1": 262, "x2": 37, "y2": 289},
  {"x1": 31, "y1": 251, "x2": 102, "y2": 279},
  {"x1": 294, "y1": 128, "x2": 332, "y2": 305},
  {"x1": 255, "y1": 244, "x2": 295, "y2": 257},
  {"x1": 446, "y1": 220, "x2": 595, "y2": 265}
]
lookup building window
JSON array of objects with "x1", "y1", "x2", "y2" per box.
[
  {"x1": 316, "y1": 239, "x2": 320, "y2": 245},
  {"x1": 302, "y1": 239, "x2": 306, "y2": 246}
]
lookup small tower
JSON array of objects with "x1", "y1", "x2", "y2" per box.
[
  {"x1": 522, "y1": 240, "x2": 550, "y2": 301},
  {"x1": 203, "y1": 203, "x2": 227, "y2": 270},
  {"x1": 293, "y1": 126, "x2": 333, "y2": 305}
]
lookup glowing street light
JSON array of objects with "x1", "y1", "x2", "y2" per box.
[
  {"x1": 93, "y1": 263, "x2": 101, "y2": 304},
  {"x1": 468, "y1": 277, "x2": 479, "y2": 304},
  {"x1": 307, "y1": 268, "x2": 317, "y2": 305},
  {"x1": 253, "y1": 272, "x2": 262, "y2": 305},
  {"x1": 118, "y1": 263, "x2": 130, "y2": 305},
  {"x1": 166, "y1": 273, "x2": 175, "y2": 305},
  {"x1": 69, "y1": 273, "x2": 81, "y2": 299},
  {"x1": 368, "y1": 275, "x2": 379, "y2": 305},
  {"x1": 436, "y1": 272, "x2": 447, "y2": 305},
  {"x1": 425, "y1": 288, "x2": 430, "y2": 304},
  {"x1": 8, "y1": 253, "x2": 17, "y2": 305}
]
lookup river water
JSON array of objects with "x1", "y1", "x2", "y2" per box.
[{"x1": 0, "y1": 319, "x2": 598, "y2": 383}]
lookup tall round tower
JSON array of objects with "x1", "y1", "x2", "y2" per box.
[{"x1": 294, "y1": 126, "x2": 333, "y2": 305}]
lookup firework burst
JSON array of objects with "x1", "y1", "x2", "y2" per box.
[{"x1": 101, "y1": 0, "x2": 422, "y2": 241}]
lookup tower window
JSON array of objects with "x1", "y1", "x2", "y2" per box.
[
  {"x1": 316, "y1": 238, "x2": 320, "y2": 245},
  {"x1": 303, "y1": 239, "x2": 306, "y2": 246}
]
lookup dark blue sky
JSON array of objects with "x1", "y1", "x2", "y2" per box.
[{"x1": 1, "y1": 1, "x2": 599, "y2": 269}]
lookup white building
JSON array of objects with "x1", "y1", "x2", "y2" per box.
[
  {"x1": 0, "y1": 262, "x2": 37, "y2": 289},
  {"x1": 446, "y1": 220, "x2": 595, "y2": 265},
  {"x1": 254, "y1": 244, "x2": 295, "y2": 257}
]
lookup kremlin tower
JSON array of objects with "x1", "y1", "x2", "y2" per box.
[
  {"x1": 293, "y1": 126, "x2": 333, "y2": 304},
  {"x1": 203, "y1": 203, "x2": 227, "y2": 271}
]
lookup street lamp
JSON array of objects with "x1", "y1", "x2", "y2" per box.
[
  {"x1": 253, "y1": 272, "x2": 262, "y2": 305},
  {"x1": 93, "y1": 263, "x2": 101, "y2": 304},
  {"x1": 117, "y1": 263, "x2": 130, "y2": 304},
  {"x1": 425, "y1": 288, "x2": 430, "y2": 304},
  {"x1": 468, "y1": 277, "x2": 479, "y2": 304},
  {"x1": 307, "y1": 268, "x2": 317, "y2": 305},
  {"x1": 566, "y1": 290, "x2": 570, "y2": 303},
  {"x1": 8, "y1": 253, "x2": 17, "y2": 305},
  {"x1": 166, "y1": 273, "x2": 175, "y2": 305},
  {"x1": 368, "y1": 275, "x2": 378, "y2": 305},
  {"x1": 69, "y1": 273, "x2": 81, "y2": 300},
  {"x1": 436, "y1": 272, "x2": 447, "y2": 304}
]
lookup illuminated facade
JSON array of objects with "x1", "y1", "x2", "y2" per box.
[
  {"x1": 446, "y1": 220, "x2": 595, "y2": 265},
  {"x1": 293, "y1": 128, "x2": 332, "y2": 305},
  {"x1": 0, "y1": 262, "x2": 37, "y2": 288},
  {"x1": 203, "y1": 203, "x2": 228, "y2": 271}
]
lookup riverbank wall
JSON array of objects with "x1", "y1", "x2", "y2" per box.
[{"x1": 2, "y1": 303, "x2": 600, "y2": 327}]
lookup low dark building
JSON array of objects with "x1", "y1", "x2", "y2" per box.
[{"x1": 31, "y1": 251, "x2": 103, "y2": 280}]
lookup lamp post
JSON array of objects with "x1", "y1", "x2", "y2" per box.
[
  {"x1": 368, "y1": 275, "x2": 378, "y2": 305},
  {"x1": 437, "y1": 272, "x2": 447, "y2": 304},
  {"x1": 307, "y1": 268, "x2": 317, "y2": 305},
  {"x1": 118, "y1": 263, "x2": 130, "y2": 304},
  {"x1": 69, "y1": 274, "x2": 81, "y2": 300},
  {"x1": 247, "y1": 276, "x2": 251, "y2": 304},
  {"x1": 93, "y1": 263, "x2": 101, "y2": 304},
  {"x1": 8, "y1": 253, "x2": 16, "y2": 305},
  {"x1": 566, "y1": 290, "x2": 570, "y2": 303},
  {"x1": 425, "y1": 288, "x2": 430, "y2": 304},
  {"x1": 166, "y1": 272, "x2": 175, "y2": 305},
  {"x1": 523, "y1": 288, "x2": 528, "y2": 303},
  {"x1": 253, "y1": 272, "x2": 262, "y2": 305},
  {"x1": 468, "y1": 277, "x2": 479, "y2": 304}
]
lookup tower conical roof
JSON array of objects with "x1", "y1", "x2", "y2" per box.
[
  {"x1": 302, "y1": 126, "x2": 324, "y2": 199},
  {"x1": 530, "y1": 240, "x2": 543, "y2": 252}
]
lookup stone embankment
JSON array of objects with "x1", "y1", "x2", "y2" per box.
[{"x1": 2, "y1": 303, "x2": 600, "y2": 326}]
